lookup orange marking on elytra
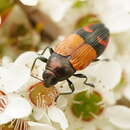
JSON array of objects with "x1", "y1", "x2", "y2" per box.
[
  {"x1": 83, "y1": 26, "x2": 93, "y2": 32},
  {"x1": 96, "y1": 36, "x2": 108, "y2": 46}
]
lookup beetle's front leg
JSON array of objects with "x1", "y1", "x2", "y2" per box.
[
  {"x1": 40, "y1": 47, "x2": 54, "y2": 55},
  {"x1": 31, "y1": 56, "x2": 48, "y2": 81},
  {"x1": 31, "y1": 57, "x2": 47, "y2": 72}
]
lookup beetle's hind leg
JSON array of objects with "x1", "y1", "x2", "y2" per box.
[
  {"x1": 93, "y1": 58, "x2": 110, "y2": 62},
  {"x1": 60, "y1": 79, "x2": 75, "y2": 95},
  {"x1": 73, "y1": 74, "x2": 95, "y2": 88},
  {"x1": 55, "y1": 79, "x2": 75, "y2": 101}
]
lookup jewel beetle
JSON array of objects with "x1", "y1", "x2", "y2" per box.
[{"x1": 31, "y1": 23, "x2": 110, "y2": 95}]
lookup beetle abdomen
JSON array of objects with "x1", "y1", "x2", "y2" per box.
[
  {"x1": 54, "y1": 23, "x2": 109, "y2": 70},
  {"x1": 69, "y1": 43, "x2": 96, "y2": 70},
  {"x1": 54, "y1": 34, "x2": 84, "y2": 56},
  {"x1": 75, "y1": 23, "x2": 109, "y2": 57}
]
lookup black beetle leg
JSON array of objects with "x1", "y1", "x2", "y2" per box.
[
  {"x1": 55, "y1": 79, "x2": 75, "y2": 101},
  {"x1": 31, "y1": 57, "x2": 47, "y2": 72},
  {"x1": 73, "y1": 73, "x2": 95, "y2": 88},
  {"x1": 61, "y1": 79, "x2": 75, "y2": 95},
  {"x1": 31, "y1": 56, "x2": 48, "y2": 81},
  {"x1": 49, "y1": 48, "x2": 54, "y2": 54},
  {"x1": 31, "y1": 47, "x2": 50, "y2": 74},
  {"x1": 40, "y1": 46, "x2": 50, "y2": 55},
  {"x1": 93, "y1": 58, "x2": 110, "y2": 62},
  {"x1": 31, "y1": 73, "x2": 43, "y2": 82},
  {"x1": 93, "y1": 58, "x2": 100, "y2": 62},
  {"x1": 40, "y1": 47, "x2": 54, "y2": 55}
]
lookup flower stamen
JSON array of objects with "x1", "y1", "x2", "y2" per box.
[
  {"x1": 0, "y1": 91, "x2": 8, "y2": 113},
  {"x1": 96, "y1": 101, "x2": 104, "y2": 106},
  {"x1": 0, "y1": 119, "x2": 29, "y2": 130},
  {"x1": 89, "y1": 112, "x2": 97, "y2": 119}
]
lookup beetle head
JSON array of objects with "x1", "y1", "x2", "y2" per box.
[{"x1": 42, "y1": 70, "x2": 58, "y2": 88}]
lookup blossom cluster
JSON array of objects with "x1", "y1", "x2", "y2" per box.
[{"x1": 1, "y1": 0, "x2": 130, "y2": 130}]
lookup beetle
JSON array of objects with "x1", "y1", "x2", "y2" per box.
[{"x1": 31, "y1": 23, "x2": 110, "y2": 95}]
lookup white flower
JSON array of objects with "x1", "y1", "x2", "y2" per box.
[
  {"x1": 0, "y1": 63, "x2": 30, "y2": 93},
  {"x1": 0, "y1": 60, "x2": 32, "y2": 124},
  {"x1": 92, "y1": 0, "x2": 130, "y2": 33},
  {"x1": 56, "y1": 59, "x2": 126, "y2": 130},
  {"x1": 63, "y1": 82, "x2": 130, "y2": 130},
  {"x1": 0, "y1": 94, "x2": 32, "y2": 125},
  {"x1": 105, "y1": 105, "x2": 130, "y2": 129},
  {"x1": 14, "y1": 51, "x2": 69, "y2": 130},
  {"x1": 19, "y1": 0, "x2": 38, "y2": 6},
  {"x1": 31, "y1": 88, "x2": 69, "y2": 130},
  {"x1": 39, "y1": 0, "x2": 74, "y2": 22}
]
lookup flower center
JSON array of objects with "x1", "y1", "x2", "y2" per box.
[
  {"x1": 71, "y1": 91, "x2": 104, "y2": 121},
  {"x1": 0, "y1": 91, "x2": 8, "y2": 113},
  {"x1": 0, "y1": 119, "x2": 29, "y2": 130},
  {"x1": 29, "y1": 82, "x2": 58, "y2": 108}
]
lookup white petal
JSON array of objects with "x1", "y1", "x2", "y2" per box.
[
  {"x1": 103, "y1": 40, "x2": 117, "y2": 59},
  {"x1": 123, "y1": 86, "x2": 130, "y2": 101},
  {"x1": 33, "y1": 108, "x2": 51, "y2": 125},
  {"x1": 0, "y1": 112, "x2": 13, "y2": 125},
  {"x1": 5, "y1": 94, "x2": 32, "y2": 118},
  {"x1": 56, "y1": 96, "x2": 68, "y2": 109},
  {"x1": 95, "y1": 118, "x2": 117, "y2": 130},
  {"x1": 39, "y1": 0, "x2": 73, "y2": 22},
  {"x1": 33, "y1": 108, "x2": 44, "y2": 121},
  {"x1": 93, "y1": 0, "x2": 130, "y2": 33},
  {"x1": 48, "y1": 106, "x2": 68, "y2": 130},
  {"x1": 0, "y1": 64, "x2": 30, "y2": 93},
  {"x1": 105, "y1": 105, "x2": 130, "y2": 128},
  {"x1": 1, "y1": 56, "x2": 12, "y2": 66},
  {"x1": 15, "y1": 51, "x2": 46, "y2": 79},
  {"x1": 28, "y1": 121, "x2": 56, "y2": 130},
  {"x1": 83, "y1": 61, "x2": 122, "y2": 90},
  {"x1": 15, "y1": 51, "x2": 38, "y2": 68},
  {"x1": 96, "y1": 86, "x2": 116, "y2": 105},
  {"x1": 19, "y1": 0, "x2": 38, "y2": 6}
]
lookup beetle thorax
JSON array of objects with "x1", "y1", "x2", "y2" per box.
[{"x1": 45, "y1": 52, "x2": 75, "y2": 81}]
